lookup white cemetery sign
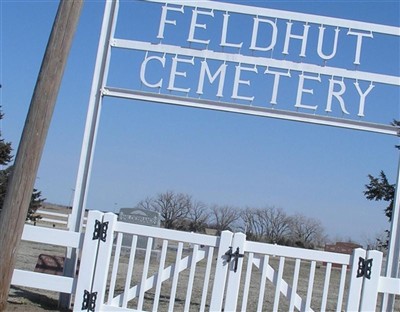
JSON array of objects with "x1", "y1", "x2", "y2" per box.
[
  {"x1": 102, "y1": 0, "x2": 400, "y2": 135},
  {"x1": 67, "y1": 0, "x2": 399, "y2": 308},
  {"x1": 118, "y1": 208, "x2": 160, "y2": 248}
]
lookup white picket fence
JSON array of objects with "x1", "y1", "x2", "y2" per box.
[
  {"x1": 11, "y1": 225, "x2": 82, "y2": 294},
  {"x1": 11, "y1": 210, "x2": 400, "y2": 311},
  {"x1": 32, "y1": 209, "x2": 70, "y2": 227},
  {"x1": 26, "y1": 207, "x2": 87, "y2": 229}
]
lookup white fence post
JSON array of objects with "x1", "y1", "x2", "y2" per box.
[
  {"x1": 90, "y1": 212, "x2": 118, "y2": 311},
  {"x1": 209, "y1": 230, "x2": 234, "y2": 311},
  {"x1": 73, "y1": 210, "x2": 104, "y2": 312},
  {"x1": 223, "y1": 232, "x2": 246, "y2": 312},
  {"x1": 346, "y1": 248, "x2": 367, "y2": 311},
  {"x1": 360, "y1": 250, "x2": 383, "y2": 311}
]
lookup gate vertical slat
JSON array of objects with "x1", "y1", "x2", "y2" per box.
[
  {"x1": 184, "y1": 244, "x2": 199, "y2": 311},
  {"x1": 346, "y1": 248, "x2": 367, "y2": 311},
  {"x1": 257, "y1": 255, "x2": 269, "y2": 312},
  {"x1": 241, "y1": 252, "x2": 254, "y2": 311},
  {"x1": 153, "y1": 239, "x2": 168, "y2": 312},
  {"x1": 91, "y1": 212, "x2": 118, "y2": 311},
  {"x1": 223, "y1": 232, "x2": 246, "y2": 312},
  {"x1": 73, "y1": 211, "x2": 104, "y2": 312},
  {"x1": 122, "y1": 235, "x2": 137, "y2": 308},
  {"x1": 321, "y1": 262, "x2": 332, "y2": 311},
  {"x1": 107, "y1": 232, "x2": 122, "y2": 305},
  {"x1": 138, "y1": 237, "x2": 153, "y2": 310},
  {"x1": 359, "y1": 250, "x2": 383, "y2": 311},
  {"x1": 168, "y1": 242, "x2": 183, "y2": 311},
  {"x1": 209, "y1": 231, "x2": 234, "y2": 311},
  {"x1": 199, "y1": 246, "x2": 214, "y2": 312},
  {"x1": 336, "y1": 264, "x2": 347, "y2": 312},
  {"x1": 303, "y1": 260, "x2": 316, "y2": 311},
  {"x1": 273, "y1": 256, "x2": 285, "y2": 311},
  {"x1": 289, "y1": 258, "x2": 301, "y2": 312}
]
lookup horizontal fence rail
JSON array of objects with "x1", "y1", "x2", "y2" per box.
[
  {"x1": 11, "y1": 225, "x2": 83, "y2": 294},
  {"x1": 27, "y1": 207, "x2": 88, "y2": 229}
]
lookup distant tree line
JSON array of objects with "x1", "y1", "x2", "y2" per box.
[{"x1": 135, "y1": 190, "x2": 326, "y2": 249}]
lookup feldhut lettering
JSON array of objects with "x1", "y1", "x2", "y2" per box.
[
  {"x1": 137, "y1": 4, "x2": 379, "y2": 117},
  {"x1": 157, "y1": 5, "x2": 373, "y2": 65}
]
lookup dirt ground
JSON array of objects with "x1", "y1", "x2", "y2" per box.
[{"x1": 6, "y1": 286, "x2": 65, "y2": 312}]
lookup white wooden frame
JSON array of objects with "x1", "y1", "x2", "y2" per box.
[
  {"x1": 68, "y1": 0, "x2": 400, "y2": 310},
  {"x1": 11, "y1": 225, "x2": 83, "y2": 294}
]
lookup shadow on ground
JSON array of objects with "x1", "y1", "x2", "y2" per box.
[{"x1": 7, "y1": 286, "x2": 70, "y2": 311}]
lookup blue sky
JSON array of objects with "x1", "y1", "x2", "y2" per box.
[{"x1": 1, "y1": 0, "x2": 399, "y2": 244}]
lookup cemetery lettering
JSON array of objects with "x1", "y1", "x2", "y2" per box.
[{"x1": 141, "y1": 56, "x2": 375, "y2": 117}]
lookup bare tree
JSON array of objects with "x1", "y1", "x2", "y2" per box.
[
  {"x1": 147, "y1": 191, "x2": 191, "y2": 229},
  {"x1": 187, "y1": 200, "x2": 210, "y2": 233},
  {"x1": 289, "y1": 213, "x2": 326, "y2": 248},
  {"x1": 241, "y1": 206, "x2": 290, "y2": 244},
  {"x1": 210, "y1": 205, "x2": 240, "y2": 235},
  {"x1": 241, "y1": 207, "x2": 265, "y2": 241},
  {"x1": 362, "y1": 231, "x2": 388, "y2": 253},
  {"x1": 264, "y1": 207, "x2": 291, "y2": 244},
  {"x1": 136, "y1": 196, "x2": 154, "y2": 211}
]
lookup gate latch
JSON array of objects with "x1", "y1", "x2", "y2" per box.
[
  {"x1": 225, "y1": 247, "x2": 233, "y2": 262},
  {"x1": 225, "y1": 247, "x2": 244, "y2": 273},
  {"x1": 357, "y1": 257, "x2": 373, "y2": 279}
]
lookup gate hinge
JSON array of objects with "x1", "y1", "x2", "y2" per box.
[
  {"x1": 93, "y1": 220, "x2": 108, "y2": 242},
  {"x1": 82, "y1": 290, "x2": 97, "y2": 311},
  {"x1": 356, "y1": 257, "x2": 373, "y2": 279}
]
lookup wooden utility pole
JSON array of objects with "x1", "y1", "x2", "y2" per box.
[{"x1": 0, "y1": 1, "x2": 83, "y2": 310}]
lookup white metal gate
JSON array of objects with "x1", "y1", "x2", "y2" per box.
[
  {"x1": 222, "y1": 233, "x2": 384, "y2": 311},
  {"x1": 74, "y1": 210, "x2": 234, "y2": 311},
  {"x1": 73, "y1": 211, "x2": 396, "y2": 312}
]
